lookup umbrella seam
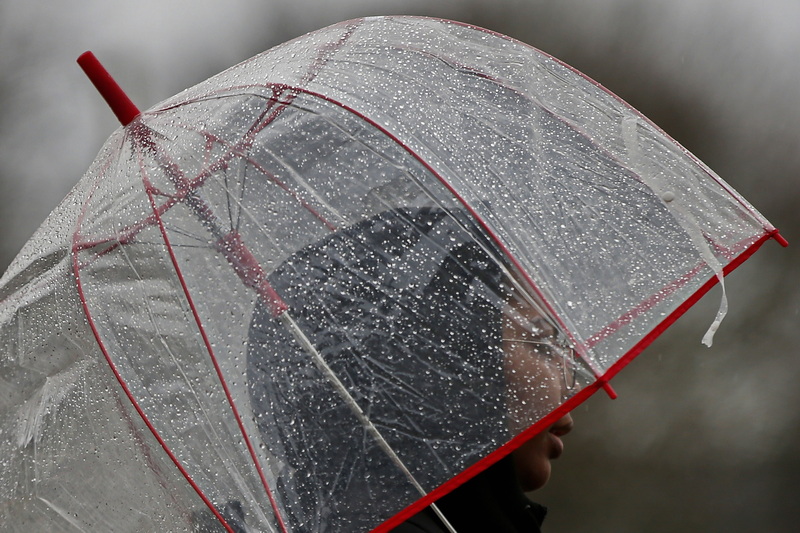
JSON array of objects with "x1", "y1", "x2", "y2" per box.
[
  {"x1": 71, "y1": 168, "x2": 236, "y2": 533},
  {"x1": 375, "y1": 231, "x2": 778, "y2": 532},
  {"x1": 137, "y1": 121, "x2": 290, "y2": 533}
]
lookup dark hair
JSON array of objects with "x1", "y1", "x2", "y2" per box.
[{"x1": 247, "y1": 207, "x2": 509, "y2": 531}]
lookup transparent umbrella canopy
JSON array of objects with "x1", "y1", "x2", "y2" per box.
[{"x1": 0, "y1": 16, "x2": 785, "y2": 533}]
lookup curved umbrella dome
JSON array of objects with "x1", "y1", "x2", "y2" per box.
[
  {"x1": 0, "y1": 15, "x2": 783, "y2": 533},
  {"x1": 162, "y1": 15, "x2": 779, "y2": 362}
]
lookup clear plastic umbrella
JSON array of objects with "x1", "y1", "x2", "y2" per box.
[{"x1": 0, "y1": 16, "x2": 786, "y2": 532}]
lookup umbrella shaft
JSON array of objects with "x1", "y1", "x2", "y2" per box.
[{"x1": 277, "y1": 312, "x2": 457, "y2": 533}]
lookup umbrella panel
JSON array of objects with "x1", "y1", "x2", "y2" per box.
[{"x1": 0, "y1": 253, "x2": 210, "y2": 531}]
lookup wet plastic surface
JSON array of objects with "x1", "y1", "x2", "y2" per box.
[{"x1": 0, "y1": 16, "x2": 778, "y2": 532}]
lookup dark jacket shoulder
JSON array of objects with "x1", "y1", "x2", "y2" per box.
[{"x1": 391, "y1": 456, "x2": 546, "y2": 533}]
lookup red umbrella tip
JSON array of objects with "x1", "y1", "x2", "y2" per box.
[
  {"x1": 603, "y1": 383, "x2": 618, "y2": 400},
  {"x1": 772, "y1": 230, "x2": 789, "y2": 247},
  {"x1": 77, "y1": 51, "x2": 141, "y2": 126}
]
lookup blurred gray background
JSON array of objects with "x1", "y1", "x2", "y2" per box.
[{"x1": 1, "y1": 1, "x2": 797, "y2": 531}]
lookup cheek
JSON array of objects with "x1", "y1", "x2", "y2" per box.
[
  {"x1": 512, "y1": 432, "x2": 552, "y2": 491},
  {"x1": 503, "y1": 350, "x2": 563, "y2": 435}
]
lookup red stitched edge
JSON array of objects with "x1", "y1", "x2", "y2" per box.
[
  {"x1": 72, "y1": 176, "x2": 236, "y2": 533},
  {"x1": 137, "y1": 148, "x2": 290, "y2": 533},
  {"x1": 375, "y1": 231, "x2": 775, "y2": 531}
]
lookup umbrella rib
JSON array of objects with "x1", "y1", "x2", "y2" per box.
[
  {"x1": 235, "y1": 157, "x2": 247, "y2": 233},
  {"x1": 71, "y1": 178, "x2": 239, "y2": 533},
  {"x1": 138, "y1": 149, "x2": 290, "y2": 533},
  {"x1": 219, "y1": 137, "x2": 239, "y2": 232},
  {"x1": 276, "y1": 311, "x2": 458, "y2": 533},
  {"x1": 114, "y1": 237, "x2": 258, "y2": 481},
  {"x1": 187, "y1": 124, "x2": 339, "y2": 232}
]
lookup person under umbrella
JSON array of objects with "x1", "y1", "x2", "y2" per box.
[{"x1": 248, "y1": 207, "x2": 583, "y2": 532}]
